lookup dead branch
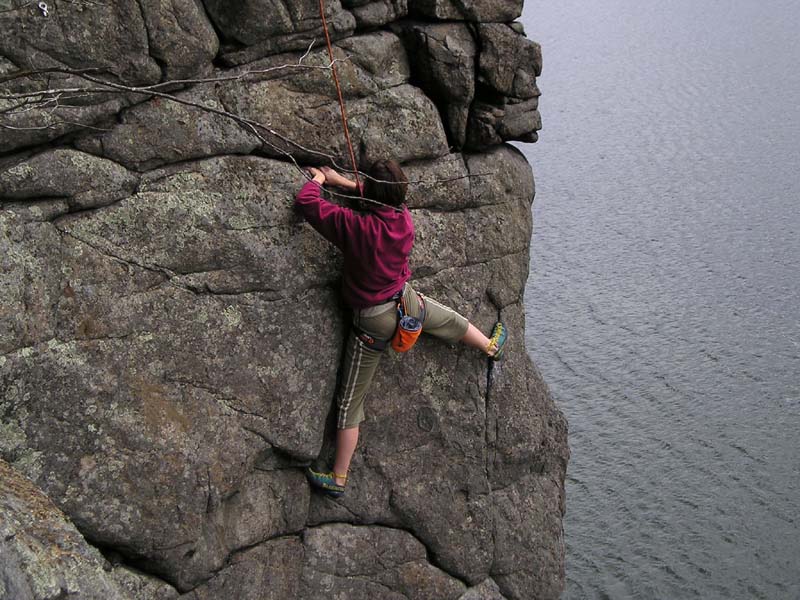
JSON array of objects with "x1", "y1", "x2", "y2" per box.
[
  {"x1": 0, "y1": 45, "x2": 347, "y2": 171},
  {"x1": 1, "y1": 45, "x2": 495, "y2": 204}
]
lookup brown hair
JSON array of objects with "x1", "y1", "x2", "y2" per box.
[{"x1": 362, "y1": 159, "x2": 408, "y2": 207}]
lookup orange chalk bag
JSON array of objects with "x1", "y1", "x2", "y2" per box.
[{"x1": 391, "y1": 294, "x2": 426, "y2": 353}]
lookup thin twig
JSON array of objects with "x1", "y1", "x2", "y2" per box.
[
  {"x1": 1, "y1": 68, "x2": 343, "y2": 163},
  {"x1": 0, "y1": 118, "x2": 112, "y2": 132},
  {"x1": 0, "y1": 67, "x2": 110, "y2": 85},
  {"x1": 1, "y1": 55, "x2": 498, "y2": 209}
]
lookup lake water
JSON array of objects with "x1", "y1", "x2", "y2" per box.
[{"x1": 518, "y1": 1, "x2": 800, "y2": 598}]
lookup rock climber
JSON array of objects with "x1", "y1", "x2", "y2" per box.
[{"x1": 295, "y1": 159, "x2": 507, "y2": 497}]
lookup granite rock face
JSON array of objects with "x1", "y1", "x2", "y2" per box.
[
  {"x1": 0, "y1": 458, "x2": 178, "y2": 600},
  {"x1": 0, "y1": 0, "x2": 217, "y2": 151},
  {"x1": 392, "y1": 21, "x2": 477, "y2": 147},
  {"x1": 468, "y1": 23, "x2": 542, "y2": 147},
  {"x1": 1, "y1": 2, "x2": 566, "y2": 599},
  {"x1": 208, "y1": 0, "x2": 357, "y2": 66},
  {"x1": 345, "y1": 0, "x2": 409, "y2": 28}
]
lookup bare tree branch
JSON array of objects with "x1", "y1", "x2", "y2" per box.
[
  {"x1": 1, "y1": 44, "x2": 495, "y2": 211},
  {"x1": 0, "y1": 67, "x2": 111, "y2": 86},
  {"x1": 1, "y1": 52, "x2": 345, "y2": 169}
]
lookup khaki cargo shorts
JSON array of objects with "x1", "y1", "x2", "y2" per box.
[{"x1": 336, "y1": 283, "x2": 469, "y2": 429}]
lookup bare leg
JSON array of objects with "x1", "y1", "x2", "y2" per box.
[
  {"x1": 460, "y1": 322, "x2": 495, "y2": 355},
  {"x1": 333, "y1": 425, "x2": 359, "y2": 486}
]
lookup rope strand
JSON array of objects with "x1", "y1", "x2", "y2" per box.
[{"x1": 318, "y1": 0, "x2": 363, "y2": 196}]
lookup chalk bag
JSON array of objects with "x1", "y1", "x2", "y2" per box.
[
  {"x1": 391, "y1": 315, "x2": 423, "y2": 353},
  {"x1": 391, "y1": 294, "x2": 426, "y2": 353}
]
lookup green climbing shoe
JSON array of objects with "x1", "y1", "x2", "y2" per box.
[
  {"x1": 488, "y1": 321, "x2": 508, "y2": 361},
  {"x1": 306, "y1": 467, "x2": 345, "y2": 498}
]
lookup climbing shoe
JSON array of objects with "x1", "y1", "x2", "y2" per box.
[
  {"x1": 306, "y1": 467, "x2": 346, "y2": 498},
  {"x1": 488, "y1": 321, "x2": 508, "y2": 361}
]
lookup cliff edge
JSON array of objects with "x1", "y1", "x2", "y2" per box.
[{"x1": 0, "y1": 1, "x2": 569, "y2": 599}]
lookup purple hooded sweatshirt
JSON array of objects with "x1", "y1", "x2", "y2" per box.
[{"x1": 295, "y1": 181, "x2": 414, "y2": 309}]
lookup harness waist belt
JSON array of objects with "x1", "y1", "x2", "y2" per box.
[{"x1": 381, "y1": 288, "x2": 403, "y2": 304}]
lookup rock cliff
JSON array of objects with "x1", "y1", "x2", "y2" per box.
[{"x1": 0, "y1": 1, "x2": 568, "y2": 599}]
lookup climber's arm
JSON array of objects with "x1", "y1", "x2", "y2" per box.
[
  {"x1": 294, "y1": 168, "x2": 358, "y2": 250},
  {"x1": 321, "y1": 167, "x2": 359, "y2": 191}
]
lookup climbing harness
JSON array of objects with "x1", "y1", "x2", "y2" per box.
[
  {"x1": 351, "y1": 287, "x2": 403, "y2": 352},
  {"x1": 318, "y1": 0, "x2": 362, "y2": 197},
  {"x1": 351, "y1": 287, "x2": 427, "y2": 353}
]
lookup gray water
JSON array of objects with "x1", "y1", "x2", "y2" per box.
[{"x1": 518, "y1": 1, "x2": 800, "y2": 599}]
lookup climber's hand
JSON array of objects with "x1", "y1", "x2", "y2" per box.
[
  {"x1": 321, "y1": 166, "x2": 357, "y2": 190},
  {"x1": 306, "y1": 167, "x2": 325, "y2": 185},
  {"x1": 320, "y1": 166, "x2": 341, "y2": 184}
]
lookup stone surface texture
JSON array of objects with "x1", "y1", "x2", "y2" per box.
[
  {"x1": 0, "y1": 1, "x2": 566, "y2": 599},
  {"x1": 409, "y1": 0, "x2": 523, "y2": 22},
  {"x1": 392, "y1": 21, "x2": 477, "y2": 147},
  {"x1": 0, "y1": 458, "x2": 178, "y2": 600}
]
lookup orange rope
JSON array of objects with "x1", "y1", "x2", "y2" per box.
[{"x1": 318, "y1": 0, "x2": 363, "y2": 196}]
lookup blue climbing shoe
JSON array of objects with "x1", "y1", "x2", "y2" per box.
[
  {"x1": 488, "y1": 321, "x2": 508, "y2": 361},
  {"x1": 306, "y1": 467, "x2": 346, "y2": 498}
]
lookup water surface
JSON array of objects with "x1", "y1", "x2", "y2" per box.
[{"x1": 519, "y1": 1, "x2": 800, "y2": 598}]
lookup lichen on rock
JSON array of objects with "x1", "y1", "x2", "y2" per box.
[{"x1": 0, "y1": 458, "x2": 178, "y2": 600}]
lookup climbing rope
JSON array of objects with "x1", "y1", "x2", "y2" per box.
[
  {"x1": 313, "y1": 4, "x2": 493, "y2": 213},
  {"x1": 318, "y1": 0, "x2": 363, "y2": 196}
]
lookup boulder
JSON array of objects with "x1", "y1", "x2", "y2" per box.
[
  {"x1": 393, "y1": 22, "x2": 477, "y2": 147},
  {"x1": 301, "y1": 524, "x2": 467, "y2": 599},
  {"x1": 459, "y1": 578, "x2": 509, "y2": 600},
  {"x1": 0, "y1": 92, "x2": 130, "y2": 156},
  {"x1": 467, "y1": 96, "x2": 541, "y2": 147},
  {"x1": 182, "y1": 523, "x2": 471, "y2": 599},
  {"x1": 111, "y1": 566, "x2": 179, "y2": 600},
  {"x1": 0, "y1": 210, "x2": 62, "y2": 357},
  {"x1": 394, "y1": 21, "x2": 542, "y2": 150},
  {"x1": 0, "y1": 3, "x2": 159, "y2": 87},
  {"x1": 490, "y1": 473, "x2": 567, "y2": 600},
  {"x1": 177, "y1": 537, "x2": 303, "y2": 599},
  {"x1": 73, "y1": 32, "x2": 449, "y2": 169},
  {"x1": 137, "y1": 0, "x2": 219, "y2": 80},
  {"x1": 0, "y1": 149, "x2": 138, "y2": 211},
  {"x1": 74, "y1": 84, "x2": 262, "y2": 172},
  {"x1": 207, "y1": 0, "x2": 356, "y2": 64},
  {"x1": 204, "y1": 0, "x2": 351, "y2": 46},
  {"x1": 478, "y1": 23, "x2": 542, "y2": 98},
  {"x1": 465, "y1": 23, "x2": 543, "y2": 148},
  {"x1": 403, "y1": 153, "x2": 472, "y2": 211},
  {"x1": 345, "y1": 0, "x2": 409, "y2": 28},
  {"x1": 1, "y1": 157, "x2": 340, "y2": 590}
]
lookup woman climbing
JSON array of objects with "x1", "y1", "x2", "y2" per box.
[{"x1": 296, "y1": 160, "x2": 507, "y2": 498}]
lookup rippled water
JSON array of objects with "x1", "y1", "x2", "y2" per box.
[{"x1": 519, "y1": 1, "x2": 800, "y2": 598}]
